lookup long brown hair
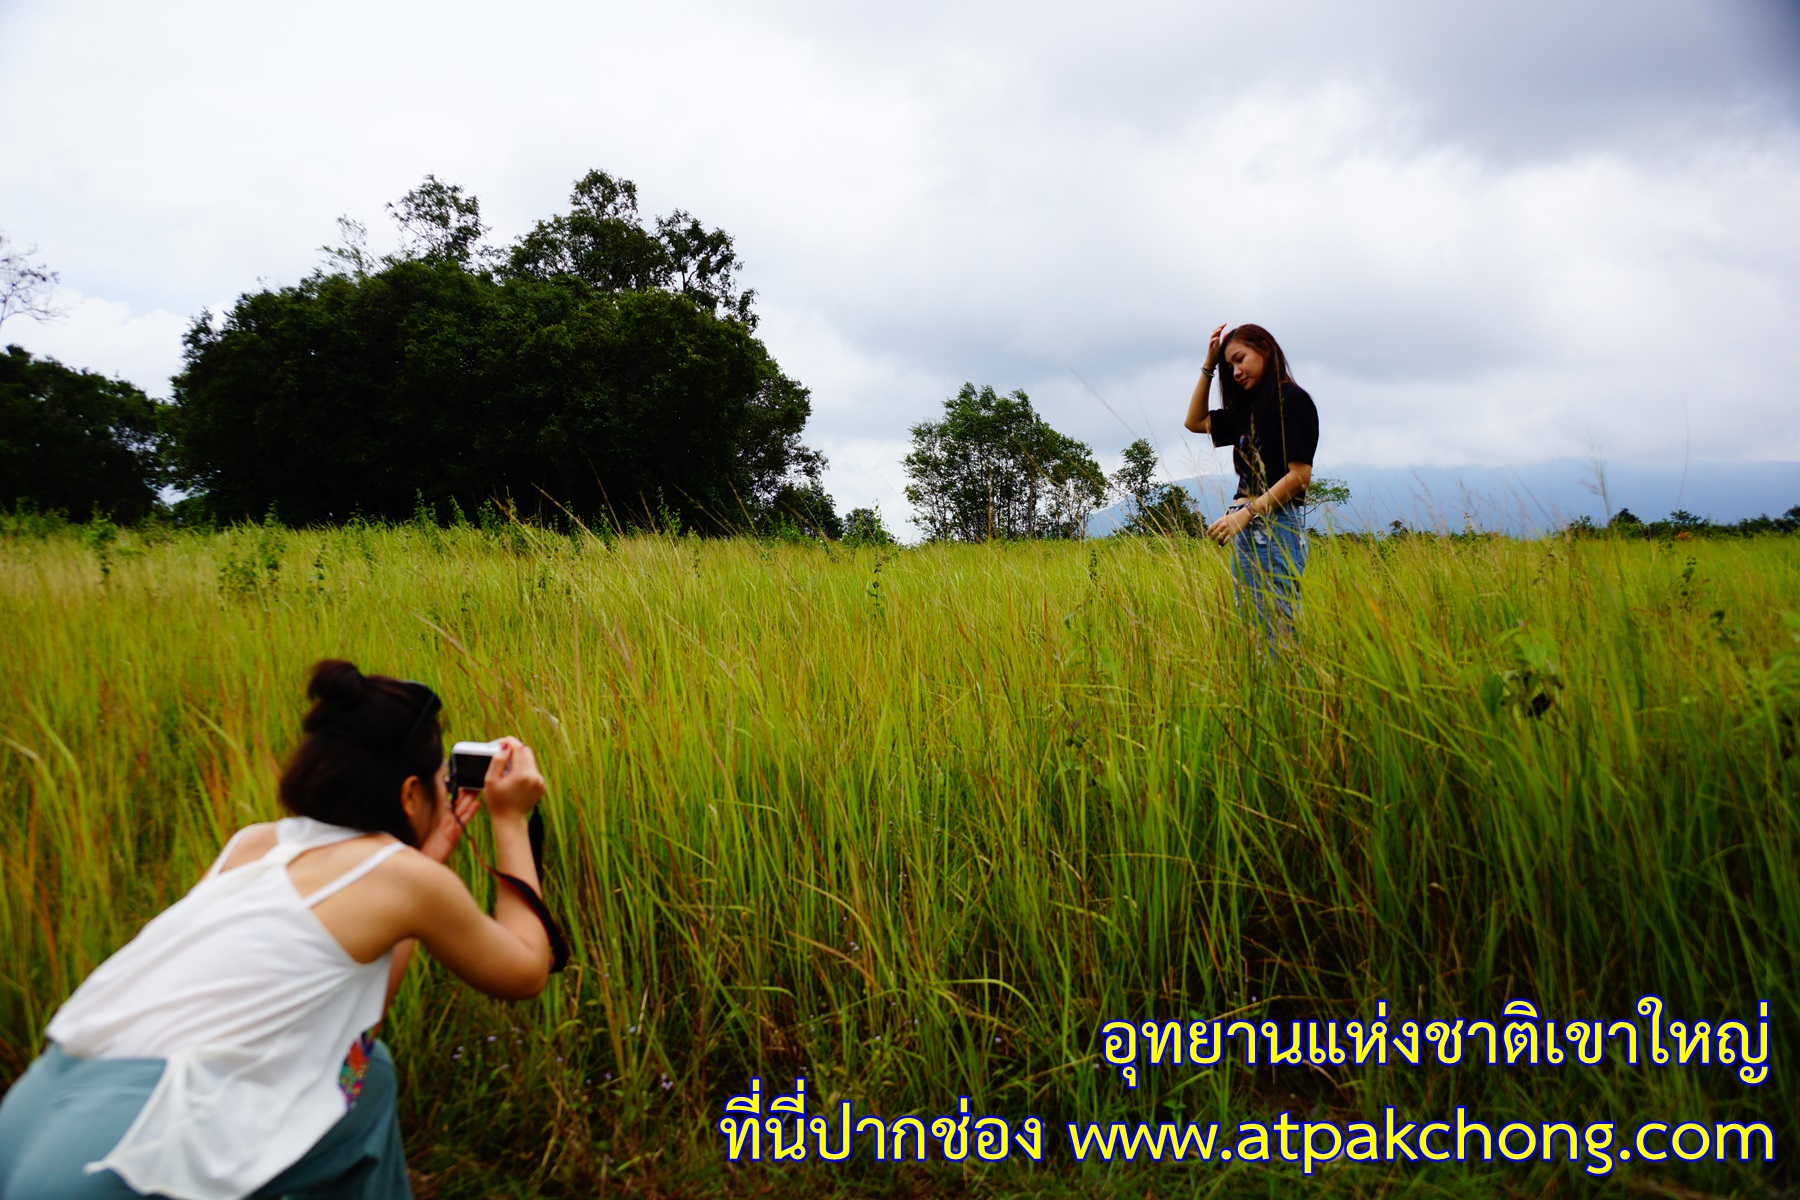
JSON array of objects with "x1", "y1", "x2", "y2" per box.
[{"x1": 1214, "y1": 323, "x2": 1297, "y2": 411}]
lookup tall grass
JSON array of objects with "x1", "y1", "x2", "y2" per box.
[{"x1": 2, "y1": 520, "x2": 1795, "y2": 1197}]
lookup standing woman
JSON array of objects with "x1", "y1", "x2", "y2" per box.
[
  {"x1": 0, "y1": 660, "x2": 565, "y2": 1200},
  {"x1": 1183, "y1": 323, "x2": 1319, "y2": 652}
]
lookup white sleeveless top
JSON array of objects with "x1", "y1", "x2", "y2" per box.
[{"x1": 45, "y1": 817, "x2": 408, "y2": 1200}]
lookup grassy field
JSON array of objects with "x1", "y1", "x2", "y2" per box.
[{"x1": 2, "y1": 518, "x2": 1796, "y2": 1198}]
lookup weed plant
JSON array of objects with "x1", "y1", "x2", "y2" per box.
[{"x1": 1, "y1": 519, "x2": 1796, "y2": 1197}]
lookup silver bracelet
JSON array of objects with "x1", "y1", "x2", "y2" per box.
[{"x1": 1201, "y1": 366, "x2": 1215, "y2": 378}]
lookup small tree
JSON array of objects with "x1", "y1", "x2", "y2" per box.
[
  {"x1": 1301, "y1": 477, "x2": 1352, "y2": 528},
  {"x1": 388, "y1": 175, "x2": 490, "y2": 266},
  {"x1": 1110, "y1": 439, "x2": 1207, "y2": 536},
  {"x1": 1111, "y1": 439, "x2": 1158, "y2": 520},
  {"x1": 1130, "y1": 485, "x2": 1208, "y2": 536},
  {"x1": 768, "y1": 480, "x2": 842, "y2": 539},
  {"x1": 902, "y1": 384, "x2": 1106, "y2": 542},
  {"x1": 843, "y1": 506, "x2": 896, "y2": 547}
]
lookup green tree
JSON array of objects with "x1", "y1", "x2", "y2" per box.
[
  {"x1": 1130, "y1": 485, "x2": 1209, "y2": 536},
  {"x1": 902, "y1": 384, "x2": 1106, "y2": 542},
  {"x1": 768, "y1": 480, "x2": 842, "y2": 539},
  {"x1": 504, "y1": 170, "x2": 755, "y2": 326},
  {"x1": 172, "y1": 175, "x2": 820, "y2": 529},
  {"x1": 387, "y1": 175, "x2": 489, "y2": 266},
  {"x1": 1111, "y1": 439, "x2": 1158, "y2": 519},
  {"x1": 0, "y1": 346, "x2": 170, "y2": 522},
  {"x1": 1300, "y1": 476, "x2": 1352, "y2": 527},
  {"x1": 1109, "y1": 439, "x2": 1207, "y2": 536},
  {"x1": 843, "y1": 506, "x2": 895, "y2": 547}
]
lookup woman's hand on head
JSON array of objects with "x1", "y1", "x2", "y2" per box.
[
  {"x1": 484, "y1": 737, "x2": 545, "y2": 821},
  {"x1": 1205, "y1": 323, "x2": 1227, "y2": 370}
]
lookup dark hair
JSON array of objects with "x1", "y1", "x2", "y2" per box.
[
  {"x1": 277, "y1": 660, "x2": 442, "y2": 846},
  {"x1": 1215, "y1": 323, "x2": 1297, "y2": 412}
]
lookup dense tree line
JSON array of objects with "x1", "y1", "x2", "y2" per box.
[
  {"x1": 170, "y1": 172, "x2": 821, "y2": 531},
  {"x1": 1565, "y1": 507, "x2": 1800, "y2": 539},
  {"x1": 1, "y1": 174, "x2": 833, "y2": 533}
]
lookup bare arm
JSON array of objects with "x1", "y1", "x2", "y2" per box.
[
  {"x1": 387, "y1": 740, "x2": 551, "y2": 1002},
  {"x1": 401, "y1": 852, "x2": 547, "y2": 1007},
  {"x1": 1183, "y1": 323, "x2": 1228, "y2": 434},
  {"x1": 1249, "y1": 462, "x2": 1314, "y2": 516},
  {"x1": 1206, "y1": 462, "x2": 1314, "y2": 544},
  {"x1": 406, "y1": 740, "x2": 551, "y2": 1000}
]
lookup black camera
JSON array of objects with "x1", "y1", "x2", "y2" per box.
[{"x1": 451, "y1": 740, "x2": 503, "y2": 791}]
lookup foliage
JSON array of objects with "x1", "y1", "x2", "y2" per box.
[
  {"x1": 2, "y1": 529, "x2": 1795, "y2": 1196},
  {"x1": 765, "y1": 480, "x2": 842, "y2": 540},
  {"x1": 504, "y1": 170, "x2": 756, "y2": 327},
  {"x1": 172, "y1": 174, "x2": 822, "y2": 530},
  {"x1": 1110, "y1": 438, "x2": 1158, "y2": 517},
  {"x1": 903, "y1": 383, "x2": 1106, "y2": 542},
  {"x1": 1301, "y1": 475, "x2": 1352, "y2": 526},
  {"x1": 387, "y1": 175, "x2": 490, "y2": 266},
  {"x1": 842, "y1": 505, "x2": 896, "y2": 547},
  {"x1": 0, "y1": 345, "x2": 171, "y2": 522}
]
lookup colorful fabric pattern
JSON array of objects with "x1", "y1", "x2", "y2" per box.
[{"x1": 338, "y1": 1027, "x2": 377, "y2": 1108}]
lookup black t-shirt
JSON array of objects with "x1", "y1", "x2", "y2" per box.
[{"x1": 1208, "y1": 382, "x2": 1319, "y2": 503}]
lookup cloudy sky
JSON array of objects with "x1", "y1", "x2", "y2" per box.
[{"x1": 3, "y1": 0, "x2": 1797, "y2": 529}]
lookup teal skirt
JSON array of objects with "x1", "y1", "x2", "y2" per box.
[{"x1": 0, "y1": 1042, "x2": 411, "y2": 1199}]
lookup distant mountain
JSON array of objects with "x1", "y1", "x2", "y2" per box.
[{"x1": 1088, "y1": 459, "x2": 1800, "y2": 537}]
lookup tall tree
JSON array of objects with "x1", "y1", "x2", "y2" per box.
[
  {"x1": 505, "y1": 171, "x2": 756, "y2": 326},
  {"x1": 0, "y1": 346, "x2": 169, "y2": 521},
  {"x1": 903, "y1": 384, "x2": 1106, "y2": 542},
  {"x1": 1111, "y1": 439, "x2": 1159, "y2": 522},
  {"x1": 390, "y1": 176, "x2": 492, "y2": 266},
  {"x1": 172, "y1": 264, "x2": 817, "y2": 527}
]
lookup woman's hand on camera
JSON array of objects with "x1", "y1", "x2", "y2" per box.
[
  {"x1": 483, "y1": 737, "x2": 545, "y2": 821},
  {"x1": 1205, "y1": 323, "x2": 1227, "y2": 370}
]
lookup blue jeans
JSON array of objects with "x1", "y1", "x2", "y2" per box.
[
  {"x1": 0, "y1": 1042, "x2": 411, "y2": 1199},
  {"x1": 1231, "y1": 505, "x2": 1308, "y2": 656}
]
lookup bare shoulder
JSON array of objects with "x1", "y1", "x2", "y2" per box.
[
  {"x1": 370, "y1": 848, "x2": 480, "y2": 938},
  {"x1": 219, "y1": 822, "x2": 280, "y2": 871},
  {"x1": 384, "y1": 847, "x2": 472, "y2": 898}
]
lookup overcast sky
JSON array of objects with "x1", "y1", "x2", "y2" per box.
[{"x1": 3, "y1": 0, "x2": 1797, "y2": 528}]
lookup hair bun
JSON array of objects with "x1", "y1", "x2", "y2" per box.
[{"x1": 305, "y1": 659, "x2": 370, "y2": 713}]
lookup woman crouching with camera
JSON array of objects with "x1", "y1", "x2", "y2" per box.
[
  {"x1": 0, "y1": 660, "x2": 563, "y2": 1200},
  {"x1": 1183, "y1": 322, "x2": 1320, "y2": 655}
]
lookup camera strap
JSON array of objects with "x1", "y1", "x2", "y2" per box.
[
  {"x1": 449, "y1": 806, "x2": 570, "y2": 974},
  {"x1": 489, "y1": 866, "x2": 571, "y2": 975}
]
